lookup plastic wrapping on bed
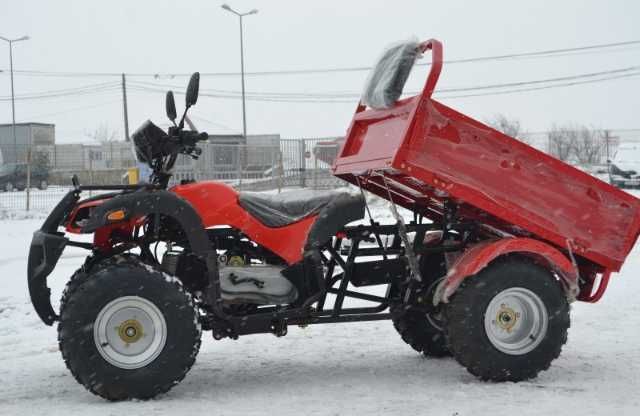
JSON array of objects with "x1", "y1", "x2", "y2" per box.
[{"x1": 361, "y1": 39, "x2": 421, "y2": 109}]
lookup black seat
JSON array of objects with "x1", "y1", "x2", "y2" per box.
[{"x1": 239, "y1": 189, "x2": 364, "y2": 228}]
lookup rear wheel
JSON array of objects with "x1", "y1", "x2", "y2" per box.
[
  {"x1": 58, "y1": 257, "x2": 201, "y2": 400},
  {"x1": 390, "y1": 252, "x2": 450, "y2": 357},
  {"x1": 445, "y1": 257, "x2": 570, "y2": 381}
]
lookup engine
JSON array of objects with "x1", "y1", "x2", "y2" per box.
[{"x1": 161, "y1": 242, "x2": 297, "y2": 306}]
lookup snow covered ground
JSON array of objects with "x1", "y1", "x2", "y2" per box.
[{"x1": 1, "y1": 190, "x2": 639, "y2": 415}]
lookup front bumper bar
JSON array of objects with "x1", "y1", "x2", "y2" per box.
[{"x1": 27, "y1": 190, "x2": 79, "y2": 325}]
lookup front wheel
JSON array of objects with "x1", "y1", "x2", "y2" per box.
[
  {"x1": 58, "y1": 257, "x2": 202, "y2": 400},
  {"x1": 445, "y1": 257, "x2": 570, "y2": 382}
]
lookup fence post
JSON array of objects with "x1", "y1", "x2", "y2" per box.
[
  {"x1": 299, "y1": 139, "x2": 306, "y2": 188},
  {"x1": 278, "y1": 150, "x2": 283, "y2": 193},
  {"x1": 89, "y1": 150, "x2": 94, "y2": 197},
  {"x1": 313, "y1": 149, "x2": 318, "y2": 190},
  {"x1": 236, "y1": 145, "x2": 243, "y2": 190},
  {"x1": 271, "y1": 149, "x2": 277, "y2": 190},
  {"x1": 25, "y1": 146, "x2": 31, "y2": 211}
]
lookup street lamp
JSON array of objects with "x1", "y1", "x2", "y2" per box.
[
  {"x1": 0, "y1": 35, "x2": 30, "y2": 163},
  {"x1": 221, "y1": 4, "x2": 257, "y2": 141}
]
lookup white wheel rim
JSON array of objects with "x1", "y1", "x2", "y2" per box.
[
  {"x1": 483, "y1": 287, "x2": 548, "y2": 355},
  {"x1": 94, "y1": 296, "x2": 167, "y2": 369}
]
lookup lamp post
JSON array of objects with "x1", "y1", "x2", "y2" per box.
[
  {"x1": 221, "y1": 4, "x2": 257, "y2": 141},
  {"x1": 0, "y1": 35, "x2": 30, "y2": 163}
]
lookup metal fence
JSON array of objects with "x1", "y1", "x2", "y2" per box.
[
  {"x1": 2, "y1": 132, "x2": 635, "y2": 213},
  {"x1": 0, "y1": 138, "x2": 345, "y2": 212}
]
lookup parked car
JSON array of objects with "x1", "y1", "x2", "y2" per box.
[
  {"x1": 610, "y1": 144, "x2": 640, "y2": 188},
  {"x1": 576, "y1": 164, "x2": 610, "y2": 183},
  {"x1": 609, "y1": 162, "x2": 640, "y2": 189},
  {"x1": 0, "y1": 163, "x2": 49, "y2": 192}
]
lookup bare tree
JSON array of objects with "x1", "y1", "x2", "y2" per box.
[
  {"x1": 547, "y1": 125, "x2": 575, "y2": 162},
  {"x1": 487, "y1": 114, "x2": 529, "y2": 143},
  {"x1": 85, "y1": 123, "x2": 120, "y2": 168},
  {"x1": 572, "y1": 126, "x2": 605, "y2": 165},
  {"x1": 547, "y1": 124, "x2": 605, "y2": 164},
  {"x1": 85, "y1": 123, "x2": 119, "y2": 143}
]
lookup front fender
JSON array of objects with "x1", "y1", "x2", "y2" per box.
[
  {"x1": 82, "y1": 190, "x2": 220, "y2": 310},
  {"x1": 435, "y1": 237, "x2": 579, "y2": 305},
  {"x1": 83, "y1": 190, "x2": 211, "y2": 255}
]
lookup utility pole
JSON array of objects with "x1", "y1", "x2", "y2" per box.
[
  {"x1": 122, "y1": 73, "x2": 130, "y2": 141},
  {"x1": 221, "y1": 4, "x2": 258, "y2": 141},
  {"x1": 0, "y1": 35, "x2": 30, "y2": 163},
  {"x1": 603, "y1": 130, "x2": 620, "y2": 162},
  {"x1": 239, "y1": 15, "x2": 247, "y2": 140}
]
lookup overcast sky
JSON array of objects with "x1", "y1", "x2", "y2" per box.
[{"x1": 1, "y1": 0, "x2": 639, "y2": 143}]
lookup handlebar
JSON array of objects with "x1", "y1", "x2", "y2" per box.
[
  {"x1": 174, "y1": 129, "x2": 208, "y2": 144},
  {"x1": 133, "y1": 119, "x2": 209, "y2": 186},
  {"x1": 170, "y1": 130, "x2": 208, "y2": 159}
]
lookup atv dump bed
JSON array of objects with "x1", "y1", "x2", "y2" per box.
[{"x1": 333, "y1": 39, "x2": 640, "y2": 272}]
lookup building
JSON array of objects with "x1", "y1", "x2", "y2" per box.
[
  {"x1": 34, "y1": 141, "x2": 136, "y2": 171},
  {"x1": 0, "y1": 122, "x2": 55, "y2": 164},
  {"x1": 173, "y1": 134, "x2": 281, "y2": 182}
]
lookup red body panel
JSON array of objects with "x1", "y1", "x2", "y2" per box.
[
  {"x1": 171, "y1": 181, "x2": 315, "y2": 265},
  {"x1": 65, "y1": 198, "x2": 142, "y2": 251},
  {"x1": 333, "y1": 39, "x2": 640, "y2": 273},
  {"x1": 66, "y1": 199, "x2": 104, "y2": 234},
  {"x1": 441, "y1": 238, "x2": 579, "y2": 303}
]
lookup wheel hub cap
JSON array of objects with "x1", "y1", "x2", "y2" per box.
[
  {"x1": 94, "y1": 296, "x2": 167, "y2": 369},
  {"x1": 496, "y1": 305, "x2": 519, "y2": 332},
  {"x1": 118, "y1": 319, "x2": 144, "y2": 343},
  {"x1": 484, "y1": 287, "x2": 548, "y2": 355}
]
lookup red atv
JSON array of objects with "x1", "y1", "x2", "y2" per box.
[{"x1": 28, "y1": 39, "x2": 640, "y2": 401}]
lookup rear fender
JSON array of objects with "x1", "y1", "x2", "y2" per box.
[{"x1": 434, "y1": 238, "x2": 579, "y2": 305}]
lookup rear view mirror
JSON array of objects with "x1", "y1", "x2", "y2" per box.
[
  {"x1": 186, "y1": 72, "x2": 200, "y2": 108},
  {"x1": 166, "y1": 91, "x2": 177, "y2": 122}
]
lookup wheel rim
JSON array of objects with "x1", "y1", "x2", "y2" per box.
[
  {"x1": 93, "y1": 296, "x2": 167, "y2": 369},
  {"x1": 483, "y1": 287, "x2": 548, "y2": 355}
]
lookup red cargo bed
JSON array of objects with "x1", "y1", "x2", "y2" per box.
[{"x1": 333, "y1": 39, "x2": 640, "y2": 272}]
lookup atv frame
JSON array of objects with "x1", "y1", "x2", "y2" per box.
[
  {"x1": 220, "y1": 212, "x2": 477, "y2": 337},
  {"x1": 29, "y1": 178, "x2": 476, "y2": 339}
]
